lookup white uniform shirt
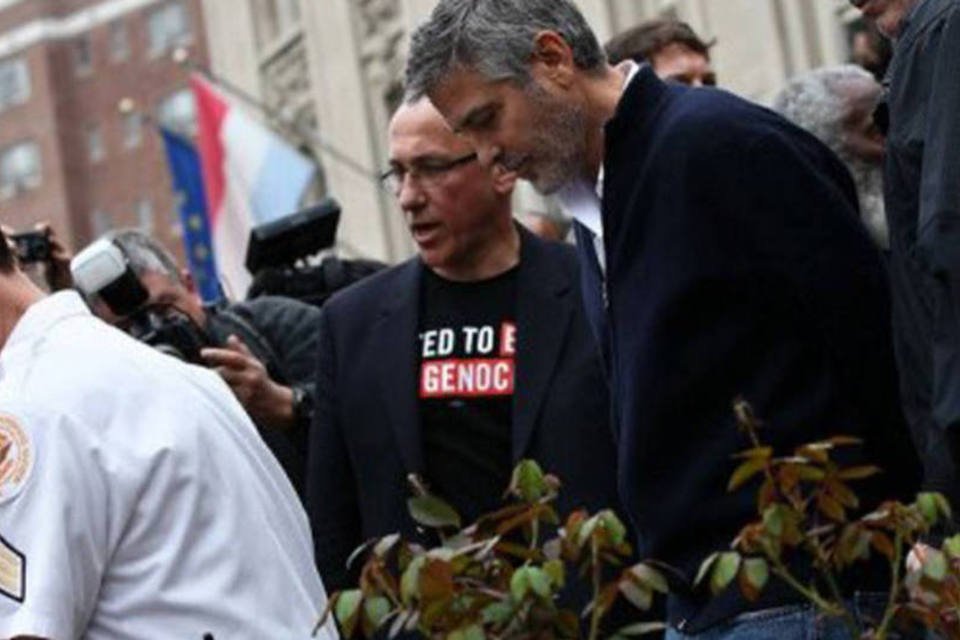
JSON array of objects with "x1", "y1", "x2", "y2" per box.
[{"x1": 0, "y1": 292, "x2": 338, "y2": 640}]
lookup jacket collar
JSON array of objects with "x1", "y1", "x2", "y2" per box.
[
  {"x1": 603, "y1": 63, "x2": 672, "y2": 170},
  {"x1": 372, "y1": 227, "x2": 575, "y2": 471}
]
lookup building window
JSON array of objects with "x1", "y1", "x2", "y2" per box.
[
  {"x1": 0, "y1": 141, "x2": 41, "y2": 199},
  {"x1": 147, "y1": 1, "x2": 192, "y2": 57},
  {"x1": 87, "y1": 125, "x2": 105, "y2": 163},
  {"x1": 0, "y1": 57, "x2": 30, "y2": 112},
  {"x1": 122, "y1": 111, "x2": 142, "y2": 149},
  {"x1": 109, "y1": 20, "x2": 129, "y2": 62},
  {"x1": 157, "y1": 88, "x2": 196, "y2": 137},
  {"x1": 74, "y1": 35, "x2": 93, "y2": 75},
  {"x1": 135, "y1": 198, "x2": 154, "y2": 232}
]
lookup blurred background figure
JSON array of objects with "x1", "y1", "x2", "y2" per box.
[
  {"x1": 849, "y1": 21, "x2": 894, "y2": 81},
  {"x1": 605, "y1": 18, "x2": 716, "y2": 87},
  {"x1": 774, "y1": 64, "x2": 888, "y2": 248}
]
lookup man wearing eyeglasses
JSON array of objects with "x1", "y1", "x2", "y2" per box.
[{"x1": 304, "y1": 97, "x2": 622, "y2": 592}]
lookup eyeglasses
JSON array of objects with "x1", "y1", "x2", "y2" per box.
[{"x1": 380, "y1": 152, "x2": 478, "y2": 194}]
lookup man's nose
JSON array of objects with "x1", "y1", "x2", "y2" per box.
[{"x1": 397, "y1": 174, "x2": 426, "y2": 211}]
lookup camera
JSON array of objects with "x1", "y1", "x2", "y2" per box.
[
  {"x1": 70, "y1": 239, "x2": 211, "y2": 365},
  {"x1": 11, "y1": 230, "x2": 51, "y2": 264}
]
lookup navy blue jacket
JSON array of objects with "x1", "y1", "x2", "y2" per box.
[
  {"x1": 588, "y1": 66, "x2": 921, "y2": 631},
  {"x1": 306, "y1": 229, "x2": 623, "y2": 592}
]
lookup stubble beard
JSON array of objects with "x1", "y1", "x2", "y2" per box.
[{"x1": 523, "y1": 82, "x2": 589, "y2": 195}]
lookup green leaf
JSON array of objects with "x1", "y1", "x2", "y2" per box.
[
  {"x1": 599, "y1": 510, "x2": 628, "y2": 546},
  {"x1": 448, "y1": 624, "x2": 485, "y2": 640},
  {"x1": 614, "y1": 621, "x2": 668, "y2": 636},
  {"x1": 934, "y1": 492, "x2": 954, "y2": 521},
  {"x1": 741, "y1": 557, "x2": 769, "y2": 593},
  {"x1": 526, "y1": 567, "x2": 552, "y2": 598},
  {"x1": 400, "y1": 556, "x2": 426, "y2": 604},
  {"x1": 510, "y1": 459, "x2": 547, "y2": 502},
  {"x1": 373, "y1": 533, "x2": 401, "y2": 558},
  {"x1": 408, "y1": 495, "x2": 462, "y2": 529},
  {"x1": 363, "y1": 596, "x2": 391, "y2": 629},
  {"x1": 334, "y1": 589, "x2": 363, "y2": 637},
  {"x1": 629, "y1": 563, "x2": 669, "y2": 594},
  {"x1": 618, "y1": 580, "x2": 653, "y2": 611},
  {"x1": 510, "y1": 567, "x2": 530, "y2": 601},
  {"x1": 762, "y1": 505, "x2": 784, "y2": 537},
  {"x1": 727, "y1": 458, "x2": 766, "y2": 492},
  {"x1": 544, "y1": 558, "x2": 566, "y2": 588},
  {"x1": 710, "y1": 552, "x2": 741, "y2": 595},
  {"x1": 944, "y1": 534, "x2": 960, "y2": 559},
  {"x1": 923, "y1": 548, "x2": 948, "y2": 582},
  {"x1": 837, "y1": 465, "x2": 881, "y2": 481},
  {"x1": 694, "y1": 552, "x2": 719, "y2": 587},
  {"x1": 917, "y1": 492, "x2": 941, "y2": 525},
  {"x1": 481, "y1": 601, "x2": 514, "y2": 626}
]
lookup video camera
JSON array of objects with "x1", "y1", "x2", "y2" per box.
[{"x1": 70, "y1": 239, "x2": 211, "y2": 364}]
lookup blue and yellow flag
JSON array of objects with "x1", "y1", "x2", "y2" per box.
[{"x1": 159, "y1": 127, "x2": 221, "y2": 303}]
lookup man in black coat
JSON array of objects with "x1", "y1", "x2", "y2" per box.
[
  {"x1": 305, "y1": 98, "x2": 621, "y2": 592},
  {"x1": 406, "y1": 1, "x2": 921, "y2": 637},
  {"x1": 852, "y1": 0, "x2": 960, "y2": 516}
]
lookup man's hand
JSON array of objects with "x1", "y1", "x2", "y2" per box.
[
  {"x1": 201, "y1": 334, "x2": 296, "y2": 431},
  {"x1": 35, "y1": 222, "x2": 73, "y2": 291}
]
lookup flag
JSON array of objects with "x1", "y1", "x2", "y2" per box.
[
  {"x1": 191, "y1": 73, "x2": 317, "y2": 298},
  {"x1": 159, "y1": 126, "x2": 222, "y2": 304}
]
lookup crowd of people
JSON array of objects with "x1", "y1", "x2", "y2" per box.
[{"x1": 0, "y1": 0, "x2": 957, "y2": 637}]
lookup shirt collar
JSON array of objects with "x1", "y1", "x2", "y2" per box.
[
  {"x1": 0, "y1": 291, "x2": 91, "y2": 373},
  {"x1": 556, "y1": 60, "x2": 642, "y2": 237}
]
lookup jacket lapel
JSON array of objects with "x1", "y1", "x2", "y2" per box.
[
  {"x1": 374, "y1": 260, "x2": 424, "y2": 475},
  {"x1": 513, "y1": 230, "x2": 574, "y2": 461}
]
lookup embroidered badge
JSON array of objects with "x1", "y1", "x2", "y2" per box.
[
  {"x1": 0, "y1": 413, "x2": 32, "y2": 505},
  {"x1": 0, "y1": 535, "x2": 24, "y2": 602}
]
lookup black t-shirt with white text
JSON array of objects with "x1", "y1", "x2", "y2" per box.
[{"x1": 418, "y1": 266, "x2": 518, "y2": 522}]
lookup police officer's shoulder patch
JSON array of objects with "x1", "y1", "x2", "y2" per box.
[
  {"x1": 0, "y1": 534, "x2": 24, "y2": 602},
  {"x1": 0, "y1": 413, "x2": 32, "y2": 505}
]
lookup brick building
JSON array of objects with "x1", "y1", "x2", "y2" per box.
[{"x1": 0, "y1": 0, "x2": 208, "y2": 261}]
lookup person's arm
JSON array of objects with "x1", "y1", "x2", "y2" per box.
[
  {"x1": 304, "y1": 308, "x2": 362, "y2": 592},
  {"x1": 916, "y1": 8, "x2": 960, "y2": 434}
]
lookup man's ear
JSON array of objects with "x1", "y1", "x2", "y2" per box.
[
  {"x1": 491, "y1": 163, "x2": 518, "y2": 195},
  {"x1": 531, "y1": 30, "x2": 576, "y2": 89}
]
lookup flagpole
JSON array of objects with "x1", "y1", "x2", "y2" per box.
[{"x1": 171, "y1": 48, "x2": 383, "y2": 186}]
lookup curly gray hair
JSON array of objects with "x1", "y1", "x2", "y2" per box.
[
  {"x1": 772, "y1": 65, "x2": 876, "y2": 158},
  {"x1": 405, "y1": 0, "x2": 606, "y2": 101}
]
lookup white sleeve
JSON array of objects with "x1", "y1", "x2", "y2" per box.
[{"x1": 0, "y1": 408, "x2": 109, "y2": 640}]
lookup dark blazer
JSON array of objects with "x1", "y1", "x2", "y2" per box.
[
  {"x1": 306, "y1": 228, "x2": 622, "y2": 591},
  {"x1": 593, "y1": 66, "x2": 921, "y2": 631}
]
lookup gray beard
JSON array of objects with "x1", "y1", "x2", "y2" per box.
[{"x1": 847, "y1": 157, "x2": 888, "y2": 250}]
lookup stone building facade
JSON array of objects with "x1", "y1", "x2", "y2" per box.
[{"x1": 201, "y1": 0, "x2": 868, "y2": 264}]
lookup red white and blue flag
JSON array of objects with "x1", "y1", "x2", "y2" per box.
[{"x1": 191, "y1": 73, "x2": 316, "y2": 298}]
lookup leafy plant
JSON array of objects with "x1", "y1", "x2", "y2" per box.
[
  {"x1": 316, "y1": 460, "x2": 666, "y2": 639},
  {"x1": 696, "y1": 398, "x2": 960, "y2": 639}
]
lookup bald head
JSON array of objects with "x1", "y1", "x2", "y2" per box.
[{"x1": 389, "y1": 98, "x2": 474, "y2": 162}]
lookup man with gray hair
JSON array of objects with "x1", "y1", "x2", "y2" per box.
[
  {"x1": 406, "y1": 1, "x2": 920, "y2": 637},
  {"x1": 74, "y1": 229, "x2": 322, "y2": 496},
  {"x1": 774, "y1": 65, "x2": 888, "y2": 248}
]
